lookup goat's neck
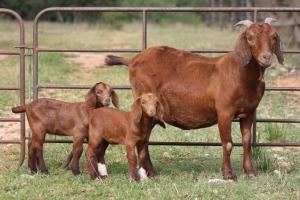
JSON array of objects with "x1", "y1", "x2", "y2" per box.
[
  {"x1": 134, "y1": 114, "x2": 153, "y2": 138},
  {"x1": 141, "y1": 114, "x2": 153, "y2": 131},
  {"x1": 242, "y1": 58, "x2": 266, "y2": 86}
]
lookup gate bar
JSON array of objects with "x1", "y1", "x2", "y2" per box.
[
  {"x1": 0, "y1": 8, "x2": 26, "y2": 169},
  {"x1": 31, "y1": 7, "x2": 300, "y2": 156}
]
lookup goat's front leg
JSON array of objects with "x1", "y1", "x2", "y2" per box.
[
  {"x1": 240, "y1": 112, "x2": 257, "y2": 178},
  {"x1": 71, "y1": 136, "x2": 85, "y2": 175},
  {"x1": 218, "y1": 113, "x2": 236, "y2": 181},
  {"x1": 126, "y1": 144, "x2": 139, "y2": 182},
  {"x1": 96, "y1": 140, "x2": 109, "y2": 178},
  {"x1": 137, "y1": 141, "x2": 157, "y2": 179}
]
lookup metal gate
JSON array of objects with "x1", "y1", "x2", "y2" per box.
[
  {"x1": 0, "y1": 8, "x2": 26, "y2": 168},
  {"x1": 1, "y1": 7, "x2": 300, "y2": 168}
]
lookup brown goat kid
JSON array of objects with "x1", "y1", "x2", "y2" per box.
[
  {"x1": 85, "y1": 93, "x2": 164, "y2": 181},
  {"x1": 11, "y1": 82, "x2": 119, "y2": 175},
  {"x1": 104, "y1": 18, "x2": 284, "y2": 180}
]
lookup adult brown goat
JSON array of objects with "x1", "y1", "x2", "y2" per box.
[
  {"x1": 86, "y1": 93, "x2": 164, "y2": 181},
  {"x1": 104, "y1": 18, "x2": 284, "y2": 180},
  {"x1": 11, "y1": 82, "x2": 119, "y2": 175}
]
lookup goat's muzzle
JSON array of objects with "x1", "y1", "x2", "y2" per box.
[
  {"x1": 103, "y1": 98, "x2": 111, "y2": 107},
  {"x1": 258, "y1": 52, "x2": 273, "y2": 67},
  {"x1": 148, "y1": 108, "x2": 156, "y2": 117}
]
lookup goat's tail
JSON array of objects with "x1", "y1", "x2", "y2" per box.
[
  {"x1": 11, "y1": 105, "x2": 26, "y2": 113},
  {"x1": 105, "y1": 55, "x2": 130, "y2": 66}
]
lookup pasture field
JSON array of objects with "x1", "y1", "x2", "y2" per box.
[{"x1": 0, "y1": 20, "x2": 300, "y2": 199}]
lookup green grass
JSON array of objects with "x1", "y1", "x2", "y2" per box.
[{"x1": 1, "y1": 20, "x2": 300, "y2": 199}]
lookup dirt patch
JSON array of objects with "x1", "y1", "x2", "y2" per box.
[
  {"x1": 65, "y1": 53, "x2": 106, "y2": 68},
  {"x1": 0, "y1": 55, "x2": 8, "y2": 61},
  {"x1": 275, "y1": 71, "x2": 300, "y2": 96}
]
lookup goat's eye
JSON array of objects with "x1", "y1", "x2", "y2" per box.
[
  {"x1": 96, "y1": 90, "x2": 102, "y2": 95},
  {"x1": 246, "y1": 36, "x2": 253, "y2": 41},
  {"x1": 271, "y1": 38, "x2": 276, "y2": 45},
  {"x1": 141, "y1": 101, "x2": 146, "y2": 105}
]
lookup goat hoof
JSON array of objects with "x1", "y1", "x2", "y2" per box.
[
  {"x1": 129, "y1": 176, "x2": 140, "y2": 182},
  {"x1": 72, "y1": 170, "x2": 81, "y2": 176},
  {"x1": 245, "y1": 169, "x2": 257, "y2": 179},
  {"x1": 147, "y1": 170, "x2": 158, "y2": 178},
  {"x1": 99, "y1": 175, "x2": 108, "y2": 179},
  {"x1": 30, "y1": 169, "x2": 37, "y2": 174},
  {"x1": 223, "y1": 173, "x2": 237, "y2": 181}
]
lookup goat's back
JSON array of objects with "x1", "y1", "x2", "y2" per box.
[
  {"x1": 23, "y1": 98, "x2": 88, "y2": 136},
  {"x1": 89, "y1": 107, "x2": 132, "y2": 144}
]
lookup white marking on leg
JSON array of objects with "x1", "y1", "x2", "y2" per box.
[
  {"x1": 97, "y1": 163, "x2": 108, "y2": 176},
  {"x1": 138, "y1": 167, "x2": 148, "y2": 181},
  {"x1": 226, "y1": 142, "x2": 232, "y2": 152}
]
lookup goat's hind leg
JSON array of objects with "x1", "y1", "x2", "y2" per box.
[
  {"x1": 96, "y1": 140, "x2": 109, "y2": 178},
  {"x1": 71, "y1": 136, "x2": 85, "y2": 175},
  {"x1": 60, "y1": 151, "x2": 73, "y2": 169},
  {"x1": 30, "y1": 131, "x2": 48, "y2": 174},
  {"x1": 35, "y1": 143, "x2": 49, "y2": 174},
  {"x1": 28, "y1": 139, "x2": 37, "y2": 174}
]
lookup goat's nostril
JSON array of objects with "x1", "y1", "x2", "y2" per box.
[
  {"x1": 263, "y1": 53, "x2": 272, "y2": 61},
  {"x1": 149, "y1": 109, "x2": 155, "y2": 115},
  {"x1": 105, "y1": 98, "x2": 110, "y2": 103}
]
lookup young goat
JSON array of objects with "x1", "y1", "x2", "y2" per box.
[
  {"x1": 104, "y1": 18, "x2": 284, "y2": 180},
  {"x1": 11, "y1": 82, "x2": 119, "y2": 175},
  {"x1": 85, "y1": 93, "x2": 164, "y2": 181}
]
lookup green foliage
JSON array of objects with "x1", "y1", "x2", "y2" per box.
[
  {"x1": 252, "y1": 147, "x2": 274, "y2": 172},
  {"x1": 264, "y1": 123, "x2": 286, "y2": 143},
  {"x1": 0, "y1": 0, "x2": 205, "y2": 25}
]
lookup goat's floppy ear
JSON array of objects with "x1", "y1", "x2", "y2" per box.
[
  {"x1": 111, "y1": 89, "x2": 120, "y2": 109},
  {"x1": 234, "y1": 32, "x2": 252, "y2": 67},
  {"x1": 156, "y1": 101, "x2": 164, "y2": 123},
  {"x1": 131, "y1": 98, "x2": 142, "y2": 124},
  {"x1": 85, "y1": 84, "x2": 97, "y2": 114},
  {"x1": 274, "y1": 32, "x2": 284, "y2": 65}
]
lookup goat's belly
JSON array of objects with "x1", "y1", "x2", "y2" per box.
[
  {"x1": 164, "y1": 109, "x2": 218, "y2": 130},
  {"x1": 167, "y1": 119, "x2": 218, "y2": 130}
]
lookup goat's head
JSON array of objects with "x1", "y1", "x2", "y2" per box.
[
  {"x1": 85, "y1": 82, "x2": 119, "y2": 114},
  {"x1": 131, "y1": 93, "x2": 164, "y2": 124},
  {"x1": 234, "y1": 18, "x2": 284, "y2": 67}
]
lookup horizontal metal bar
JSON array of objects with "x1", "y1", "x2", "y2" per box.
[
  {"x1": 256, "y1": 118, "x2": 300, "y2": 123},
  {"x1": 0, "y1": 140, "x2": 21, "y2": 144},
  {"x1": 265, "y1": 87, "x2": 300, "y2": 91},
  {"x1": 36, "y1": 48, "x2": 300, "y2": 54},
  {"x1": 148, "y1": 141, "x2": 300, "y2": 147},
  {"x1": 34, "y1": 139, "x2": 300, "y2": 147},
  {"x1": 37, "y1": 84, "x2": 131, "y2": 90},
  {"x1": 0, "y1": 51, "x2": 20, "y2": 55},
  {"x1": 0, "y1": 118, "x2": 21, "y2": 122},
  {"x1": 0, "y1": 86, "x2": 20, "y2": 90},
  {"x1": 37, "y1": 48, "x2": 142, "y2": 53},
  {"x1": 39, "y1": 7, "x2": 300, "y2": 13},
  {"x1": 36, "y1": 85, "x2": 300, "y2": 92}
]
